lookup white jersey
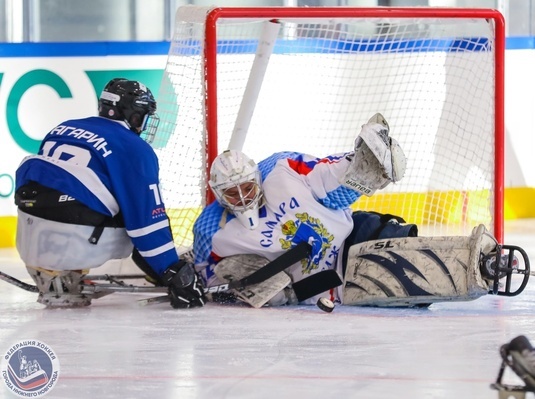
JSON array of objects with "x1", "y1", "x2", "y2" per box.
[{"x1": 194, "y1": 152, "x2": 362, "y2": 304}]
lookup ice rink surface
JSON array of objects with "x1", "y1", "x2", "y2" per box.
[{"x1": 1, "y1": 219, "x2": 535, "y2": 399}]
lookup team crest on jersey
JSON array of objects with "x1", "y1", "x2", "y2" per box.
[{"x1": 280, "y1": 212, "x2": 334, "y2": 274}]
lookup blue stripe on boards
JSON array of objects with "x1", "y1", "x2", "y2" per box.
[
  {"x1": 0, "y1": 41, "x2": 170, "y2": 57},
  {"x1": 0, "y1": 37, "x2": 529, "y2": 57}
]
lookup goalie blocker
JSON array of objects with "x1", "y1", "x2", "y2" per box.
[{"x1": 342, "y1": 224, "x2": 530, "y2": 307}]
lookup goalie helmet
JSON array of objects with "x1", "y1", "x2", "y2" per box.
[
  {"x1": 98, "y1": 78, "x2": 159, "y2": 142},
  {"x1": 209, "y1": 150, "x2": 263, "y2": 230}
]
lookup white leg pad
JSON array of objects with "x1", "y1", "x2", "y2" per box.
[
  {"x1": 343, "y1": 224, "x2": 495, "y2": 307},
  {"x1": 214, "y1": 254, "x2": 291, "y2": 308}
]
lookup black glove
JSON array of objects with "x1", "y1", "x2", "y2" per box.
[{"x1": 162, "y1": 260, "x2": 206, "y2": 309}]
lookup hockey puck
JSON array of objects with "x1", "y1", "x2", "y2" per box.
[{"x1": 316, "y1": 297, "x2": 335, "y2": 313}]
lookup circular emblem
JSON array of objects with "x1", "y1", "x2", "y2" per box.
[
  {"x1": 0, "y1": 173, "x2": 14, "y2": 198},
  {"x1": 1, "y1": 340, "x2": 60, "y2": 397}
]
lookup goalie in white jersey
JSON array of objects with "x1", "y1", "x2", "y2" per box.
[
  {"x1": 195, "y1": 113, "x2": 530, "y2": 308},
  {"x1": 193, "y1": 113, "x2": 409, "y2": 307}
]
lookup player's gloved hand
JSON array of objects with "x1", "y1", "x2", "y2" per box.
[{"x1": 162, "y1": 260, "x2": 206, "y2": 309}]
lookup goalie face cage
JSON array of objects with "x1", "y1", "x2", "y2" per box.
[{"x1": 154, "y1": 6, "x2": 504, "y2": 249}]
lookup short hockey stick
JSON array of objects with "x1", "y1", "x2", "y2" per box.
[
  {"x1": 141, "y1": 267, "x2": 341, "y2": 306},
  {"x1": 2, "y1": 242, "x2": 312, "y2": 304},
  {"x1": 221, "y1": 241, "x2": 312, "y2": 290},
  {"x1": 0, "y1": 270, "x2": 165, "y2": 295},
  {"x1": 83, "y1": 274, "x2": 148, "y2": 281},
  {"x1": 139, "y1": 241, "x2": 313, "y2": 306},
  {"x1": 81, "y1": 283, "x2": 167, "y2": 295},
  {"x1": 0, "y1": 270, "x2": 38, "y2": 292},
  {"x1": 292, "y1": 269, "x2": 343, "y2": 302},
  {"x1": 198, "y1": 240, "x2": 312, "y2": 296}
]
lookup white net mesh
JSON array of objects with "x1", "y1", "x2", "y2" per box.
[{"x1": 154, "y1": 6, "x2": 501, "y2": 248}]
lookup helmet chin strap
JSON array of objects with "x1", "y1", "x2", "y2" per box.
[{"x1": 219, "y1": 209, "x2": 229, "y2": 229}]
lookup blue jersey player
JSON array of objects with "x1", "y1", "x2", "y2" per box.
[{"x1": 15, "y1": 78, "x2": 205, "y2": 309}]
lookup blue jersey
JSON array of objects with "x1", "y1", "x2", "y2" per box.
[{"x1": 16, "y1": 116, "x2": 178, "y2": 275}]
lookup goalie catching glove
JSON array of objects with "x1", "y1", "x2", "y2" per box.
[
  {"x1": 341, "y1": 113, "x2": 407, "y2": 196},
  {"x1": 162, "y1": 260, "x2": 206, "y2": 309}
]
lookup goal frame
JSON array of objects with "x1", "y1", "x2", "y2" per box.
[
  {"x1": 200, "y1": 7, "x2": 505, "y2": 242},
  {"x1": 157, "y1": 6, "x2": 505, "y2": 248}
]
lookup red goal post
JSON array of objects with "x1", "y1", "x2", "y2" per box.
[{"x1": 153, "y1": 6, "x2": 505, "y2": 249}]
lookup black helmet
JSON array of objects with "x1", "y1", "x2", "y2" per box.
[{"x1": 98, "y1": 78, "x2": 159, "y2": 139}]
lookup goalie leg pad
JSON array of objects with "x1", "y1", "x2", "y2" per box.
[
  {"x1": 342, "y1": 224, "x2": 494, "y2": 307},
  {"x1": 27, "y1": 266, "x2": 91, "y2": 308},
  {"x1": 214, "y1": 254, "x2": 291, "y2": 308}
]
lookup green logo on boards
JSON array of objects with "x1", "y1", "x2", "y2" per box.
[
  {"x1": 7, "y1": 70, "x2": 72, "y2": 153},
  {"x1": 5, "y1": 69, "x2": 163, "y2": 154}
]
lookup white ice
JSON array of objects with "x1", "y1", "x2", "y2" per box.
[{"x1": 1, "y1": 220, "x2": 535, "y2": 399}]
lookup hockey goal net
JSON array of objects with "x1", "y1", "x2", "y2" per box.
[{"x1": 153, "y1": 6, "x2": 504, "y2": 249}]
